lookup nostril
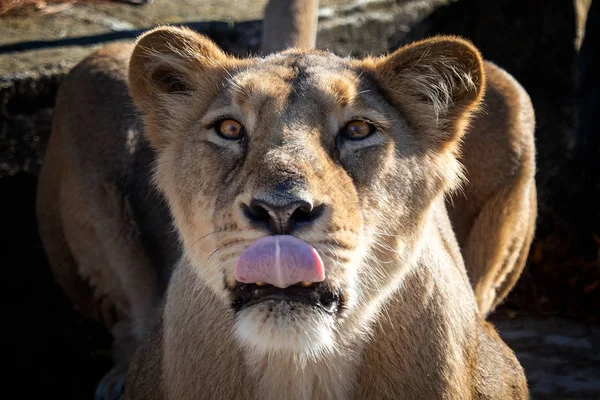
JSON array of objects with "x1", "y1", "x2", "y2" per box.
[
  {"x1": 243, "y1": 200, "x2": 271, "y2": 224},
  {"x1": 291, "y1": 203, "x2": 324, "y2": 225},
  {"x1": 242, "y1": 197, "x2": 324, "y2": 234}
]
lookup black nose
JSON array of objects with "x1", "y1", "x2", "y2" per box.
[{"x1": 242, "y1": 196, "x2": 324, "y2": 234}]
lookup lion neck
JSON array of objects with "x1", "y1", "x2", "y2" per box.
[
  {"x1": 240, "y1": 248, "x2": 477, "y2": 400},
  {"x1": 243, "y1": 348, "x2": 361, "y2": 400},
  {"x1": 240, "y1": 202, "x2": 476, "y2": 399},
  {"x1": 164, "y1": 199, "x2": 478, "y2": 399}
]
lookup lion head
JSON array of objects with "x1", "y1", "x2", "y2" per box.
[{"x1": 128, "y1": 27, "x2": 484, "y2": 358}]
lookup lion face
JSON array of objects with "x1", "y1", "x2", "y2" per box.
[{"x1": 128, "y1": 28, "x2": 484, "y2": 357}]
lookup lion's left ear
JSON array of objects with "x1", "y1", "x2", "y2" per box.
[{"x1": 364, "y1": 36, "x2": 485, "y2": 143}]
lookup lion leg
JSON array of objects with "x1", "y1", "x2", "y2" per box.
[
  {"x1": 62, "y1": 176, "x2": 162, "y2": 399},
  {"x1": 58, "y1": 167, "x2": 141, "y2": 400},
  {"x1": 37, "y1": 119, "x2": 133, "y2": 399},
  {"x1": 36, "y1": 118, "x2": 99, "y2": 320},
  {"x1": 448, "y1": 61, "x2": 537, "y2": 316},
  {"x1": 261, "y1": 0, "x2": 319, "y2": 54},
  {"x1": 84, "y1": 181, "x2": 162, "y2": 339},
  {"x1": 461, "y1": 180, "x2": 537, "y2": 315},
  {"x1": 39, "y1": 110, "x2": 161, "y2": 399},
  {"x1": 62, "y1": 177, "x2": 162, "y2": 399},
  {"x1": 485, "y1": 183, "x2": 537, "y2": 312},
  {"x1": 59, "y1": 165, "x2": 130, "y2": 327}
]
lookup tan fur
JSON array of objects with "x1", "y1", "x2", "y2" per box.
[
  {"x1": 37, "y1": 43, "x2": 164, "y2": 398},
  {"x1": 259, "y1": 0, "x2": 537, "y2": 318},
  {"x1": 448, "y1": 62, "x2": 537, "y2": 314},
  {"x1": 36, "y1": 2, "x2": 535, "y2": 399}
]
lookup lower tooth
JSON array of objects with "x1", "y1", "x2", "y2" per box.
[
  {"x1": 256, "y1": 282, "x2": 265, "y2": 286},
  {"x1": 300, "y1": 281, "x2": 312, "y2": 287}
]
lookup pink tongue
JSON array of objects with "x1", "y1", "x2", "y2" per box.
[{"x1": 235, "y1": 235, "x2": 324, "y2": 288}]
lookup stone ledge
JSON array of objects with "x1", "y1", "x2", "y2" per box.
[{"x1": 0, "y1": 0, "x2": 448, "y2": 178}]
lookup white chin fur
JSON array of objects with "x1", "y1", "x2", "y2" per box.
[{"x1": 234, "y1": 301, "x2": 336, "y2": 358}]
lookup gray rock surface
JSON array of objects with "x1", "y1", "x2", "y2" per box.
[
  {"x1": 491, "y1": 316, "x2": 600, "y2": 399},
  {"x1": 0, "y1": 0, "x2": 452, "y2": 179}
]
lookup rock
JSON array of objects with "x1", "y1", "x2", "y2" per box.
[
  {"x1": 0, "y1": 0, "x2": 449, "y2": 178},
  {"x1": 491, "y1": 315, "x2": 600, "y2": 398}
]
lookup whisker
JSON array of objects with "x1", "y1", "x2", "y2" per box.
[
  {"x1": 190, "y1": 230, "x2": 219, "y2": 248},
  {"x1": 218, "y1": 251, "x2": 242, "y2": 263},
  {"x1": 317, "y1": 238, "x2": 357, "y2": 251},
  {"x1": 370, "y1": 240, "x2": 398, "y2": 254},
  {"x1": 316, "y1": 248, "x2": 352, "y2": 264},
  {"x1": 207, "y1": 238, "x2": 251, "y2": 262},
  {"x1": 207, "y1": 245, "x2": 226, "y2": 261},
  {"x1": 365, "y1": 229, "x2": 400, "y2": 239}
]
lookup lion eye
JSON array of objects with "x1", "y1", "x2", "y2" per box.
[
  {"x1": 216, "y1": 119, "x2": 244, "y2": 140},
  {"x1": 342, "y1": 120, "x2": 375, "y2": 140}
]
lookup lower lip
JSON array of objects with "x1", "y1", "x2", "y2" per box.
[{"x1": 244, "y1": 296, "x2": 339, "y2": 314}]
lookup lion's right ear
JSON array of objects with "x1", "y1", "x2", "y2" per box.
[{"x1": 128, "y1": 26, "x2": 234, "y2": 149}]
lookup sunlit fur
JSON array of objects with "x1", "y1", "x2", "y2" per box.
[
  {"x1": 130, "y1": 34, "x2": 475, "y2": 359},
  {"x1": 117, "y1": 25, "x2": 529, "y2": 398},
  {"x1": 36, "y1": 15, "x2": 534, "y2": 397},
  {"x1": 234, "y1": 302, "x2": 337, "y2": 356}
]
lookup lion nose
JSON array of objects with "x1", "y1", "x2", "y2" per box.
[{"x1": 243, "y1": 196, "x2": 324, "y2": 234}]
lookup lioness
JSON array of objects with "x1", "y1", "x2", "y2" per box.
[{"x1": 36, "y1": 1, "x2": 535, "y2": 399}]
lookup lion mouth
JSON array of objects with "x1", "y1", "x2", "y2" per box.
[
  {"x1": 232, "y1": 281, "x2": 341, "y2": 315},
  {"x1": 231, "y1": 235, "x2": 343, "y2": 315}
]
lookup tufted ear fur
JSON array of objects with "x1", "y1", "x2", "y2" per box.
[
  {"x1": 128, "y1": 26, "x2": 240, "y2": 149},
  {"x1": 364, "y1": 36, "x2": 486, "y2": 147}
]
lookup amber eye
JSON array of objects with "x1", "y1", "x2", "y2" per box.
[
  {"x1": 215, "y1": 119, "x2": 244, "y2": 140},
  {"x1": 342, "y1": 120, "x2": 375, "y2": 140}
]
